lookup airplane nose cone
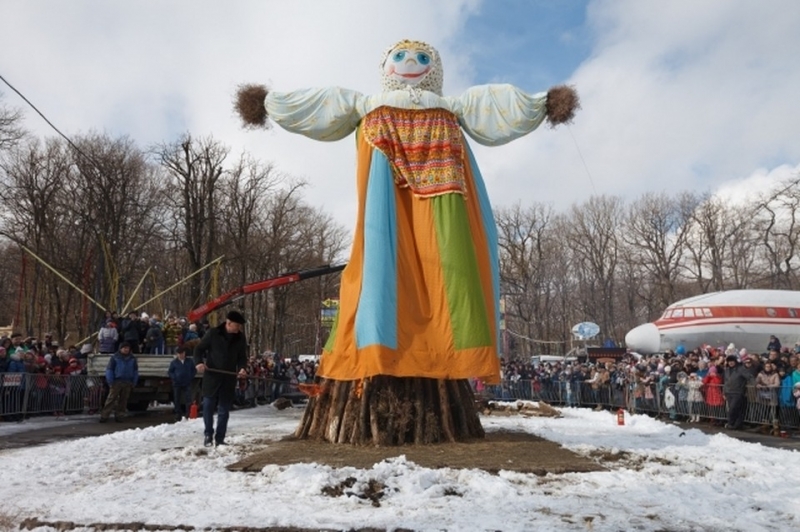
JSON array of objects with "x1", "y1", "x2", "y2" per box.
[{"x1": 625, "y1": 323, "x2": 661, "y2": 354}]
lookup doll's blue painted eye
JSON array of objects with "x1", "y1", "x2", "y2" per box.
[
  {"x1": 417, "y1": 53, "x2": 431, "y2": 65},
  {"x1": 393, "y1": 51, "x2": 406, "y2": 62}
]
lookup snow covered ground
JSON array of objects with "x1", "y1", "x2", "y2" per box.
[{"x1": 1, "y1": 404, "x2": 799, "y2": 531}]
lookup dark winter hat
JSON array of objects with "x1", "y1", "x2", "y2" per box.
[
  {"x1": 725, "y1": 354, "x2": 738, "y2": 362},
  {"x1": 119, "y1": 341, "x2": 132, "y2": 349},
  {"x1": 226, "y1": 310, "x2": 246, "y2": 324}
]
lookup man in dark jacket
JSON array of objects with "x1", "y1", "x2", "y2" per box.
[
  {"x1": 168, "y1": 345, "x2": 197, "y2": 421},
  {"x1": 723, "y1": 354, "x2": 754, "y2": 430},
  {"x1": 121, "y1": 312, "x2": 142, "y2": 354},
  {"x1": 100, "y1": 341, "x2": 139, "y2": 423},
  {"x1": 193, "y1": 310, "x2": 248, "y2": 447}
]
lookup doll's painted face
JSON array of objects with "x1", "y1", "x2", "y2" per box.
[
  {"x1": 383, "y1": 45, "x2": 432, "y2": 85},
  {"x1": 380, "y1": 40, "x2": 443, "y2": 95}
]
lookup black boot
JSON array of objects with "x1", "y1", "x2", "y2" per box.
[{"x1": 204, "y1": 435, "x2": 213, "y2": 447}]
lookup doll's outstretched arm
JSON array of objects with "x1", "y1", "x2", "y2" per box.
[
  {"x1": 450, "y1": 84, "x2": 580, "y2": 146},
  {"x1": 234, "y1": 84, "x2": 364, "y2": 141}
]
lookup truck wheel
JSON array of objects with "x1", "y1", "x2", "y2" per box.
[{"x1": 128, "y1": 401, "x2": 150, "y2": 412}]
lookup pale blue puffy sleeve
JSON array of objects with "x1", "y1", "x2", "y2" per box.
[
  {"x1": 265, "y1": 87, "x2": 365, "y2": 141},
  {"x1": 446, "y1": 84, "x2": 548, "y2": 147}
]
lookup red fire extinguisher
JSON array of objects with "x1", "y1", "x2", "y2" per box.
[
  {"x1": 189, "y1": 402, "x2": 198, "y2": 419},
  {"x1": 617, "y1": 408, "x2": 625, "y2": 426}
]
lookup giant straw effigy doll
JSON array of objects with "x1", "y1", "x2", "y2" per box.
[{"x1": 236, "y1": 39, "x2": 579, "y2": 445}]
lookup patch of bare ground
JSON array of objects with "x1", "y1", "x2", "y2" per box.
[
  {"x1": 230, "y1": 402, "x2": 603, "y2": 476},
  {"x1": 232, "y1": 429, "x2": 602, "y2": 475}
]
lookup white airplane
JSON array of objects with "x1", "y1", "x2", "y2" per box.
[{"x1": 625, "y1": 289, "x2": 800, "y2": 355}]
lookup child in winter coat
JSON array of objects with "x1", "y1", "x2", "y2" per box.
[
  {"x1": 686, "y1": 373, "x2": 705, "y2": 422},
  {"x1": 702, "y1": 365, "x2": 725, "y2": 424},
  {"x1": 98, "y1": 321, "x2": 119, "y2": 354}
]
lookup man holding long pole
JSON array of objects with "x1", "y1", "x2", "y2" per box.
[{"x1": 193, "y1": 310, "x2": 248, "y2": 447}]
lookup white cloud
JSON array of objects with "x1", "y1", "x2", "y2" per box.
[
  {"x1": 713, "y1": 163, "x2": 800, "y2": 207},
  {"x1": 479, "y1": 0, "x2": 800, "y2": 214}
]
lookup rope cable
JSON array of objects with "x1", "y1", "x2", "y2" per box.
[
  {"x1": 506, "y1": 328, "x2": 567, "y2": 345},
  {"x1": 0, "y1": 72, "x2": 105, "y2": 173},
  {"x1": 566, "y1": 124, "x2": 597, "y2": 195}
]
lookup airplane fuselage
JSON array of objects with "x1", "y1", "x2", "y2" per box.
[{"x1": 625, "y1": 290, "x2": 800, "y2": 355}]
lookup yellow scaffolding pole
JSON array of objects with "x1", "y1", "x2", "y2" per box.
[
  {"x1": 100, "y1": 235, "x2": 119, "y2": 311},
  {"x1": 120, "y1": 266, "x2": 152, "y2": 317},
  {"x1": 133, "y1": 256, "x2": 224, "y2": 313},
  {"x1": 21, "y1": 245, "x2": 108, "y2": 313}
]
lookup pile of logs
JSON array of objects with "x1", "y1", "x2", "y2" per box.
[{"x1": 295, "y1": 376, "x2": 485, "y2": 445}]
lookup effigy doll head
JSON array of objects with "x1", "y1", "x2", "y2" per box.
[{"x1": 380, "y1": 39, "x2": 443, "y2": 95}]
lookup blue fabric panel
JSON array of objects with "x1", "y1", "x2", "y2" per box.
[{"x1": 355, "y1": 150, "x2": 398, "y2": 349}]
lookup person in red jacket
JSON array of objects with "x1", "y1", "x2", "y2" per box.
[
  {"x1": 702, "y1": 365, "x2": 725, "y2": 424},
  {"x1": 63, "y1": 357, "x2": 83, "y2": 375}
]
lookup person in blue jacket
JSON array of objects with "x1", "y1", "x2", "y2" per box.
[
  {"x1": 3, "y1": 349, "x2": 27, "y2": 421},
  {"x1": 100, "y1": 341, "x2": 139, "y2": 423},
  {"x1": 168, "y1": 345, "x2": 197, "y2": 421}
]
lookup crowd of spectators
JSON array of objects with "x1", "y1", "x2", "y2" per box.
[
  {"x1": 0, "y1": 309, "x2": 208, "y2": 378},
  {"x1": 0, "y1": 310, "x2": 320, "y2": 420},
  {"x1": 491, "y1": 336, "x2": 800, "y2": 430},
  {"x1": 0, "y1": 332, "x2": 89, "y2": 376},
  {"x1": 96, "y1": 310, "x2": 202, "y2": 355},
  {"x1": 234, "y1": 353, "x2": 318, "y2": 406}
]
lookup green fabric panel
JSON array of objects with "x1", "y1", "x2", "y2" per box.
[
  {"x1": 323, "y1": 310, "x2": 340, "y2": 352},
  {"x1": 433, "y1": 194, "x2": 492, "y2": 349}
]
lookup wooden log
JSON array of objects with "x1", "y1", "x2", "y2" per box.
[
  {"x1": 459, "y1": 379, "x2": 485, "y2": 437},
  {"x1": 437, "y1": 379, "x2": 456, "y2": 443},
  {"x1": 368, "y1": 379, "x2": 382, "y2": 445},
  {"x1": 351, "y1": 378, "x2": 371, "y2": 445},
  {"x1": 412, "y1": 378, "x2": 425, "y2": 444},
  {"x1": 384, "y1": 377, "x2": 399, "y2": 445},
  {"x1": 307, "y1": 380, "x2": 333, "y2": 440},
  {"x1": 423, "y1": 378, "x2": 440, "y2": 444},
  {"x1": 447, "y1": 379, "x2": 469, "y2": 439},
  {"x1": 337, "y1": 381, "x2": 359, "y2": 444},
  {"x1": 295, "y1": 396, "x2": 316, "y2": 439},
  {"x1": 325, "y1": 380, "x2": 349, "y2": 442},
  {"x1": 395, "y1": 378, "x2": 414, "y2": 445}
]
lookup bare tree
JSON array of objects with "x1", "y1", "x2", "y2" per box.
[
  {"x1": 0, "y1": 92, "x2": 26, "y2": 152},
  {"x1": 684, "y1": 196, "x2": 759, "y2": 291},
  {"x1": 0, "y1": 138, "x2": 76, "y2": 336},
  {"x1": 495, "y1": 203, "x2": 558, "y2": 358},
  {"x1": 219, "y1": 155, "x2": 280, "y2": 287},
  {"x1": 623, "y1": 192, "x2": 700, "y2": 309},
  {"x1": 752, "y1": 177, "x2": 800, "y2": 289},
  {"x1": 68, "y1": 133, "x2": 164, "y2": 320},
  {"x1": 156, "y1": 134, "x2": 228, "y2": 306},
  {"x1": 563, "y1": 196, "x2": 624, "y2": 343}
]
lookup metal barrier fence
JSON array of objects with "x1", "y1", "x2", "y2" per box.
[
  {"x1": 1, "y1": 373, "x2": 111, "y2": 420},
  {"x1": 482, "y1": 379, "x2": 800, "y2": 429},
  {"x1": 4, "y1": 372, "x2": 798, "y2": 431},
  {"x1": 0, "y1": 372, "x2": 303, "y2": 421}
]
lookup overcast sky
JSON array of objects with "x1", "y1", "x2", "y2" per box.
[{"x1": 2, "y1": 0, "x2": 799, "y2": 236}]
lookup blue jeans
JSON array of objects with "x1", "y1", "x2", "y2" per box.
[{"x1": 203, "y1": 394, "x2": 232, "y2": 443}]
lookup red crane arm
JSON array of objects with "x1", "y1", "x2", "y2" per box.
[{"x1": 186, "y1": 264, "x2": 346, "y2": 323}]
